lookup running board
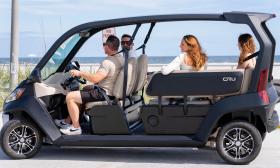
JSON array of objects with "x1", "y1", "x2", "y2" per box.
[{"x1": 54, "y1": 135, "x2": 204, "y2": 147}]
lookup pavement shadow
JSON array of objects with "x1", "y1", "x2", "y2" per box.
[{"x1": 0, "y1": 146, "x2": 226, "y2": 165}]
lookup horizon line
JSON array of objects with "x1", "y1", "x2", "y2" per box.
[{"x1": 0, "y1": 55, "x2": 280, "y2": 58}]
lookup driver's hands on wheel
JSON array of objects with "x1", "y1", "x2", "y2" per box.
[
  {"x1": 68, "y1": 70, "x2": 87, "y2": 85},
  {"x1": 70, "y1": 70, "x2": 81, "y2": 77}
]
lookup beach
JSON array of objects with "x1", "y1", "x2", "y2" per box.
[
  {"x1": 64, "y1": 63, "x2": 280, "y2": 79},
  {"x1": 1, "y1": 63, "x2": 279, "y2": 79}
]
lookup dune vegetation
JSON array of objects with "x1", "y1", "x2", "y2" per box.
[{"x1": 0, "y1": 65, "x2": 32, "y2": 110}]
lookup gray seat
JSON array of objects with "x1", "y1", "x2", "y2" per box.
[
  {"x1": 112, "y1": 57, "x2": 138, "y2": 99},
  {"x1": 132, "y1": 54, "x2": 148, "y2": 94},
  {"x1": 125, "y1": 54, "x2": 148, "y2": 123},
  {"x1": 85, "y1": 57, "x2": 138, "y2": 123},
  {"x1": 240, "y1": 68, "x2": 253, "y2": 94},
  {"x1": 127, "y1": 54, "x2": 148, "y2": 104}
]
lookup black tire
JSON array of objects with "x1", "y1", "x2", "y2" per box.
[
  {"x1": 0, "y1": 119, "x2": 42, "y2": 159},
  {"x1": 216, "y1": 121, "x2": 262, "y2": 165}
]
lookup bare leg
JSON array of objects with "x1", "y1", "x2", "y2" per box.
[
  {"x1": 65, "y1": 116, "x2": 72, "y2": 124},
  {"x1": 66, "y1": 91, "x2": 82, "y2": 128}
]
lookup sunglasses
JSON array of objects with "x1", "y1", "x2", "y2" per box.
[{"x1": 121, "y1": 40, "x2": 132, "y2": 46}]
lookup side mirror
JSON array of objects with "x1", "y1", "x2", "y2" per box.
[{"x1": 28, "y1": 68, "x2": 41, "y2": 83}]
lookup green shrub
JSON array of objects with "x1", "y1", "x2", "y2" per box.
[{"x1": 0, "y1": 65, "x2": 32, "y2": 110}]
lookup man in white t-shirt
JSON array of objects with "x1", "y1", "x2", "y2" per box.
[{"x1": 57, "y1": 35, "x2": 124, "y2": 135}]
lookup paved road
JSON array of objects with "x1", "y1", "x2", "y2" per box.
[
  {"x1": 0, "y1": 130, "x2": 279, "y2": 168},
  {"x1": 0, "y1": 119, "x2": 280, "y2": 167}
]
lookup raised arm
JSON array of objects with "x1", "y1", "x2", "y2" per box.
[
  {"x1": 70, "y1": 59, "x2": 110, "y2": 84},
  {"x1": 161, "y1": 54, "x2": 182, "y2": 75}
]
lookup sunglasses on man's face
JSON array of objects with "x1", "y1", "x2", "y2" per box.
[{"x1": 121, "y1": 40, "x2": 132, "y2": 46}]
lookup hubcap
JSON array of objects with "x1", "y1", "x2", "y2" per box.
[
  {"x1": 20, "y1": 138, "x2": 25, "y2": 143},
  {"x1": 222, "y1": 128, "x2": 254, "y2": 160},
  {"x1": 8, "y1": 125, "x2": 37, "y2": 155},
  {"x1": 235, "y1": 141, "x2": 241, "y2": 147}
]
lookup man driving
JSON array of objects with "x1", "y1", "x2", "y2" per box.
[{"x1": 56, "y1": 35, "x2": 124, "y2": 135}]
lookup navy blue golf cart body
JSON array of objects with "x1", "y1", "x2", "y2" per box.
[{"x1": 1, "y1": 12, "x2": 279, "y2": 164}]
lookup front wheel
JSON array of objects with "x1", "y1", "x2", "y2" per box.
[
  {"x1": 216, "y1": 121, "x2": 262, "y2": 165},
  {"x1": 0, "y1": 119, "x2": 42, "y2": 159}
]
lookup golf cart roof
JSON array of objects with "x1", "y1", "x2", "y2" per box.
[{"x1": 69, "y1": 12, "x2": 275, "y2": 31}]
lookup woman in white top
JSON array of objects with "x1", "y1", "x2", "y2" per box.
[
  {"x1": 161, "y1": 35, "x2": 207, "y2": 75},
  {"x1": 237, "y1": 33, "x2": 256, "y2": 69}
]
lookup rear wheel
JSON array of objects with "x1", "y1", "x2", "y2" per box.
[
  {"x1": 0, "y1": 119, "x2": 42, "y2": 159},
  {"x1": 216, "y1": 121, "x2": 262, "y2": 165}
]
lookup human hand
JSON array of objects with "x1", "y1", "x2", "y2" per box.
[{"x1": 70, "y1": 70, "x2": 81, "y2": 77}]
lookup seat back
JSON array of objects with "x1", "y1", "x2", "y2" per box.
[
  {"x1": 113, "y1": 57, "x2": 137, "y2": 99},
  {"x1": 146, "y1": 69, "x2": 245, "y2": 97},
  {"x1": 132, "y1": 54, "x2": 148, "y2": 94},
  {"x1": 240, "y1": 68, "x2": 253, "y2": 94}
]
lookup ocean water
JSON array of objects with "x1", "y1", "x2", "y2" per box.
[{"x1": 0, "y1": 56, "x2": 279, "y2": 64}]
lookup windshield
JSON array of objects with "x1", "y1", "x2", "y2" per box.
[{"x1": 41, "y1": 33, "x2": 81, "y2": 80}]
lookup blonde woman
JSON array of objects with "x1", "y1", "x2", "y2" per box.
[
  {"x1": 237, "y1": 33, "x2": 256, "y2": 69},
  {"x1": 161, "y1": 35, "x2": 207, "y2": 75}
]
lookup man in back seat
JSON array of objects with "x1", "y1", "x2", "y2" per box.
[
  {"x1": 121, "y1": 34, "x2": 137, "y2": 57},
  {"x1": 57, "y1": 35, "x2": 124, "y2": 135}
]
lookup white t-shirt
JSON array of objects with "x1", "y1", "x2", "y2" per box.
[
  {"x1": 97, "y1": 54, "x2": 124, "y2": 95},
  {"x1": 161, "y1": 53, "x2": 195, "y2": 75}
]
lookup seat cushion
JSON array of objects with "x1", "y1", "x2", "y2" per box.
[
  {"x1": 85, "y1": 99, "x2": 142, "y2": 124},
  {"x1": 85, "y1": 101, "x2": 108, "y2": 109},
  {"x1": 125, "y1": 101, "x2": 143, "y2": 123},
  {"x1": 131, "y1": 95, "x2": 142, "y2": 103},
  {"x1": 85, "y1": 98, "x2": 132, "y2": 109}
]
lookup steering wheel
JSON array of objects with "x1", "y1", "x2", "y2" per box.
[
  {"x1": 72, "y1": 76, "x2": 87, "y2": 84},
  {"x1": 61, "y1": 61, "x2": 87, "y2": 90}
]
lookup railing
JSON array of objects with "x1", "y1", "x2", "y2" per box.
[{"x1": 0, "y1": 63, "x2": 280, "y2": 79}]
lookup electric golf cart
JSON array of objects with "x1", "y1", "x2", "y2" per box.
[{"x1": 1, "y1": 12, "x2": 279, "y2": 165}]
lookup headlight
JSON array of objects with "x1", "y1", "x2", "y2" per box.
[{"x1": 5, "y1": 88, "x2": 25, "y2": 103}]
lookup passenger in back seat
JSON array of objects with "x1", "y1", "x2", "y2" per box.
[
  {"x1": 160, "y1": 35, "x2": 208, "y2": 104},
  {"x1": 237, "y1": 33, "x2": 256, "y2": 69},
  {"x1": 121, "y1": 34, "x2": 137, "y2": 57},
  {"x1": 161, "y1": 35, "x2": 207, "y2": 75}
]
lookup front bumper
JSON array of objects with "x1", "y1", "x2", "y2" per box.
[
  {"x1": 1, "y1": 112, "x2": 9, "y2": 128},
  {"x1": 267, "y1": 110, "x2": 279, "y2": 132}
]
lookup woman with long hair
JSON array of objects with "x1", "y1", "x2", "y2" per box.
[
  {"x1": 237, "y1": 33, "x2": 256, "y2": 69},
  {"x1": 161, "y1": 35, "x2": 207, "y2": 75}
]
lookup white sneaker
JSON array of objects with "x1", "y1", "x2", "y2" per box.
[
  {"x1": 54, "y1": 119, "x2": 71, "y2": 129},
  {"x1": 60, "y1": 125, "x2": 82, "y2": 135}
]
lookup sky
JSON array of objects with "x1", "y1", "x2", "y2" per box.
[{"x1": 0, "y1": 0, "x2": 280, "y2": 58}]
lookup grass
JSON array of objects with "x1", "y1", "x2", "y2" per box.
[{"x1": 0, "y1": 66, "x2": 32, "y2": 111}]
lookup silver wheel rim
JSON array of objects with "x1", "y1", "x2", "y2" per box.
[
  {"x1": 222, "y1": 128, "x2": 254, "y2": 160},
  {"x1": 8, "y1": 125, "x2": 37, "y2": 155}
]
